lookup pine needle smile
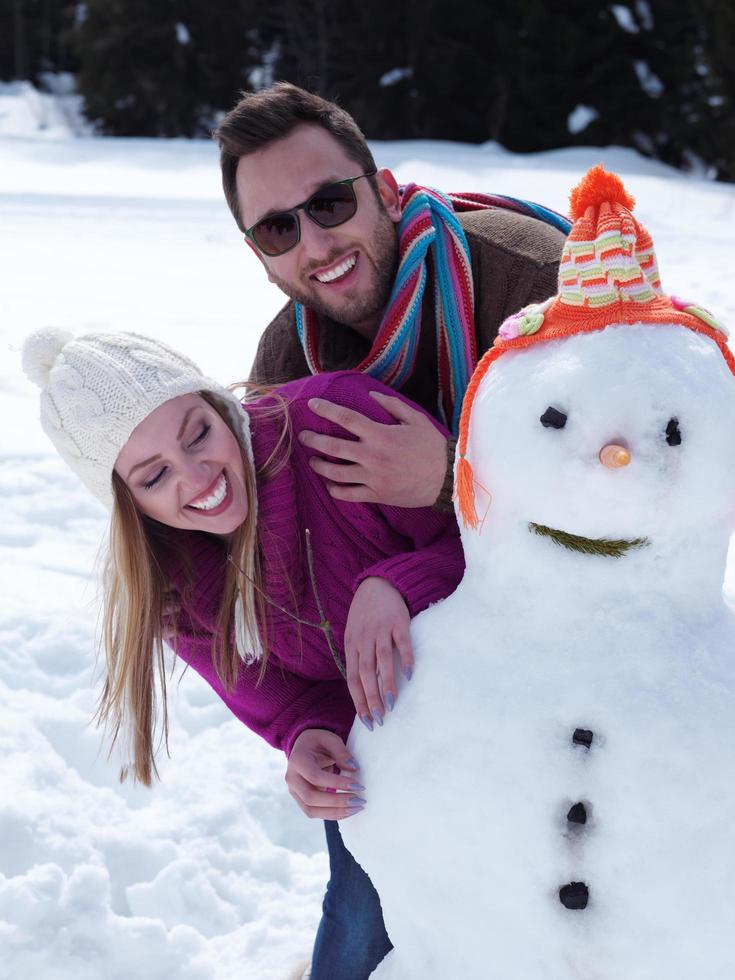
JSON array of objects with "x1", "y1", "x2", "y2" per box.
[{"x1": 528, "y1": 522, "x2": 650, "y2": 558}]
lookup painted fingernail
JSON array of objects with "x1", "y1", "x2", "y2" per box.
[
  {"x1": 349, "y1": 796, "x2": 367, "y2": 807},
  {"x1": 345, "y1": 757, "x2": 359, "y2": 770},
  {"x1": 385, "y1": 692, "x2": 395, "y2": 712},
  {"x1": 348, "y1": 782, "x2": 366, "y2": 793},
  {"x1": 403, "y1": 665, "x2": 413, "y2": 681},
  {"x1": 346, "y1": 806, "x2": 364, "y2": 816},
  {"x1": 361, "y1": 714, "x2": 374, "y2": 732},
  {"x1": 325, "y1": 786, "x2": 337, "y2": 794},
  {"x1": 373, "y1": 710, "x2": 384, "y2": 727}
]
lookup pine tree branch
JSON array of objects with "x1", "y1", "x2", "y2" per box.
[{"x1": 528, "y1": 522, "x2": 649, "y2": 558}]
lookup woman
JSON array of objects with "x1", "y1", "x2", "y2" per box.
[{"x1": 23, "y1": 327, "x2": 464, "y2": 978}]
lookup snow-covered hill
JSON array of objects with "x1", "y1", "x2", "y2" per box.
[{"x1": 2, "y1": 86, "x2": 734, "y2": 979}]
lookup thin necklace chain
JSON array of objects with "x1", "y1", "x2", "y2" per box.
[{"x1": 227, "y1": 528, "x2": 346, "y2": 679}]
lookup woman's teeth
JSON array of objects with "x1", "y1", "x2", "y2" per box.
[
  {"x1": 189, "y1": 473, "x2": 227, "y2": 511},
  {"x1": 315, "y1": 254, "x2": 356, "y2": 283}
]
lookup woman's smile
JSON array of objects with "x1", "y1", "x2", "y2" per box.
[{"x1": 185, "y1": 470, "x2": 232, "y2": 515}]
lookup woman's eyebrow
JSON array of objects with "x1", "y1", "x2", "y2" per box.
[
  {"x1": 128, "y1": 454, "x2": 161, "y2": 479},
  {"x1": 127, "y1": 407, "x2": 198, "y2": 478},
  {"x1": 177, "y1": 406, "x2": 196, "y2": 439}
]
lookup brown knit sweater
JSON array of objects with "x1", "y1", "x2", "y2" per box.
[{"x1": 249, "y1": 207, "x2": 565, "y2": 507}]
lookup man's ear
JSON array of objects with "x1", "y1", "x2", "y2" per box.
[
  {"x1": 244, "y1": 236, "x2": 277, "y2": 282},
  {"x1": 375, "y1": 169, "x2": 402, "y2": 222}
]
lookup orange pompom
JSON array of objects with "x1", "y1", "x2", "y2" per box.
[{"x1": 569, "y1": 165, "x2": 636, "y2": 220}]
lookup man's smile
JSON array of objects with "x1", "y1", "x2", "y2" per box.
[{"x1": 311, "y1": 251, "x2": 359, "y2": 285}]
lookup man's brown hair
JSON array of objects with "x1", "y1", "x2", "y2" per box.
[{"x1": 213, "y1": 82, "x2": 377, "y2": 232}]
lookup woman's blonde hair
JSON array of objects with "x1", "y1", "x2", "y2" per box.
[{"x1": 98, "y1": 388, "x2": 289, "y2": 786}]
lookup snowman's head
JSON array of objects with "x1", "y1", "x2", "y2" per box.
[
  {"x1": 455, "y1": 166, "x2": 735, "y2": 571},
  {"x1": 460, "y1": 322, "x2": 735, "y2": 557}
]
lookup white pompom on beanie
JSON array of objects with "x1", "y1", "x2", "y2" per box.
[{"x1": 22, "y1": 328, "x2": 254, "y2": 509}]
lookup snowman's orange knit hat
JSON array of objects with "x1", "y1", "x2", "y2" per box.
[{"x1": 455, "y1": 164, "x2": 735, "y2": 529}]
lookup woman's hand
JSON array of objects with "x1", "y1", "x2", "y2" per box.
[
  {"x1": 344, "y1": 577, "x2": 413, "y2": 729},
  {"x1": 286, "y1": 728, "x2": 366, "y2": 820}
]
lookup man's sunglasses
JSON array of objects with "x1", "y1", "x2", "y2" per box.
[{"x1": 243, "y1": 171, "x2": 377, "y2": 257}]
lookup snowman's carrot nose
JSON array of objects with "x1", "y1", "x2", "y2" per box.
[{"x1": 599, "y1": 443, "x2": 631, "y2": 468}]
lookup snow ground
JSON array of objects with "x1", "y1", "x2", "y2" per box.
[{"x1": 2, "y1": 89, "x2": 734, "y2": 979}]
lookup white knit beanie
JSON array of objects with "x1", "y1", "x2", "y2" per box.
[{"x1": 22, "y1": 328, "x2": 254, "y2": 509}]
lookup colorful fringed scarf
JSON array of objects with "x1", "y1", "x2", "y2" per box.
[{"x1": 295, "y1": 185, "x2": 571, "y2": 434}]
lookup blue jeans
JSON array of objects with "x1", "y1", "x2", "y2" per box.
[{"x1": 310, "y1": 820, "x2": 393, "y2": 979}]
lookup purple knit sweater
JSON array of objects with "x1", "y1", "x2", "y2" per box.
[{"x1": 170, "y1": 371, "x2": 465, "y2": 755}]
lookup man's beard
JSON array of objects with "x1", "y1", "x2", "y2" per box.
[{"x1": 269, "y1": 209, "x2": 399, "y2": 335}]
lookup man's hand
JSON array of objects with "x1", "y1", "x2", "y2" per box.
[
  {"x1": 286, "y1": 729, "x2": 366, "y2": 820},
  {"x1": 298, "y1": 391, "x2": 447, "y2": 507},
  {"x1": 345, "y1": 577, "x2": 414, "y2": 728}
]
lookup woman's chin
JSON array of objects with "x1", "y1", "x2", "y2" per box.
[
  {"x1": 205, "y1": 500, "x2": 249, "y2": 537},
  {"x1": 185, "y1": 485, "x2": 249, "y2": 536}
]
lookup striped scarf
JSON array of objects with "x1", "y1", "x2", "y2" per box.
[{"x1": 295, "y1": 185, "x2": 571, "y2": 434}]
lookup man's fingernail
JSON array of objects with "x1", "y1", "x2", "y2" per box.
[
  {"x1": 361, "y1": 714, "x2": 374, "y2": 732},
  {"x1": 369, "y1": 390, "x2": 383, "y2": 398},
  {"x1": 345, "y1": 757, "x2": 359, "y2": 770},
  {"x1": 346, "y1": 806, "x2": 364, "y2": 816},
  {"x1": 373, "y1": 710, "x2": 384, "y2": 727},
  {"x1": 403, "y1": 665, "x2": 413, "y2": 681},
  {"x1": 309, "y1": 398, "x2": 320, "y2": 409},
  {"x1": 348, "y1": 782, "x2": 366, "y2": 793},
  {"x1": 385, "y1": 692, "x2": 395, "y2": 711},
  {"x1": 349, "y1": 795, "x2": 367, "y2": 807}
]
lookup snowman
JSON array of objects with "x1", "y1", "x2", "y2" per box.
[{"x1": 341, "y1": 166, "x2": 735, "y2": 980}]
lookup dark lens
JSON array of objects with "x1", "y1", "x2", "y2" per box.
[
  {"x1": 307, "y1": 183, "x2": 358, "y2": 228},
  {"x1": 253, "y1": 212, "x2": 299, "y2": 256}
]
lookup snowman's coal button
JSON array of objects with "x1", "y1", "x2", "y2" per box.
[
  {"x1": 559, "y1": 882, "x2": 589, "y2": 909},
  {"x1": 572, "y1": 728, "x2": 594, "y2": 748},
  {"x1": 540, "y1": 406, "x2": 567, "y2": 429},
  {"x1": 666, "y1": 417, "x2": 682, "y2": 446},
  {"x1": 567, "y1": 802, "x2": 587, "y2": 825}
]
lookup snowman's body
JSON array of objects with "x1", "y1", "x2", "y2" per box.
[{"x1": 342, "y1": 324, "x2": 735, "y2": 980}]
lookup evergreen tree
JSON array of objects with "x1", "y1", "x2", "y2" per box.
[
  {"x1": 72, "y1": 0, "x2": 193, "y2": 135},
  {"x1": 71, "y1": 0, "x2": 264, "y2": 136},
  {"x1": 1, "y1": 0, "x2": 78, "y2": 82},
  {"x1": 4, "y1": 0, "x2": 733, "y2": 181},
  {"x1": 687, "y1": 0, "x2": 735, "y2": 180}
]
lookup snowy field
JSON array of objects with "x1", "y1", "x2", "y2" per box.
[{"x1": 2, "y1": 83, "x2": 735, "y2": 979}]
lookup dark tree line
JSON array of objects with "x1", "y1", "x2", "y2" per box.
[
  {"x1": 1, "y1": 0, "x2": 75, "y2": 80},
  {"x1": 2, "y1": 0, "x2": 733, "y2": 180}
]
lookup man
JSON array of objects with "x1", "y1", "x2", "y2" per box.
[
  {"x1": 214, "y1": 82, "x2": 565, "y2": 512},
  {"x1": 212, "y1": 83, "x2": 566, "y2": 980}
]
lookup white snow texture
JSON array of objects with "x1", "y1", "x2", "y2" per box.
[
  {"x1": 3, "y1": 82, "x2": 735, "y2": 979},
  {"x1": 343, "y1": 327, "x2": 735, "y2": 979}
]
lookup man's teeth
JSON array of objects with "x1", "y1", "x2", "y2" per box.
[
  {"x1": 189, "y1": 473, "x2": 227, "y2": 511},
  {"x1": 315, "y1": 254, "x2": 356, "y2": 283}
]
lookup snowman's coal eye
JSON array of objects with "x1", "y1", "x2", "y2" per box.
[
  {"x1": 665, "y1": 418, "x2": 682, "y2": 446},
  {"x1": 540, "y1": 407, "x2": 567, "y2": 429}
]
